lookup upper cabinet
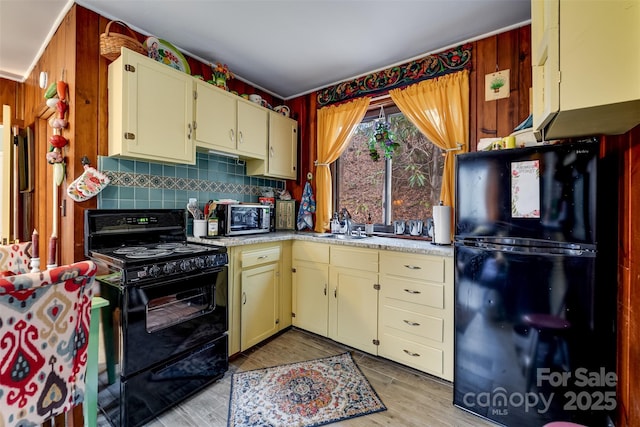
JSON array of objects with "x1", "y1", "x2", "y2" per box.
[
  {"x1": 531, "y1": 0, "x2": 640, "y2": 140},
  {"x1": 246, "y1": 111, "x2": 298, "y2": 180},
  {"x1": 194, "y1": 81, "x2": 267, "y2": 159},
  {"x1": 108, "y1": 48, "x2": 195, "y2": 164}
]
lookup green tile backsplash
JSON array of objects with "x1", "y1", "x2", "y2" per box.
[{"x1": 98, "y1": 152, "x2": 285, "y2": 210}]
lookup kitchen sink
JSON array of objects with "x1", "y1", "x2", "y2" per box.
[{"x1": 318, "y1": 234, "x2": 369, "y2": 240}]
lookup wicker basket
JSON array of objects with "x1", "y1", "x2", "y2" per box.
[{"x1": 100, "y1": 20, "x2": 146, "y2": 61}]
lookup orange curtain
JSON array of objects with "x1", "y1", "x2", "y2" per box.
[
  {"x1": 315, "y1": 98, "x2": 370, "y2": 232},
  {"x1": 389, "y1": 70, "x2": 469, "y2": 209}
]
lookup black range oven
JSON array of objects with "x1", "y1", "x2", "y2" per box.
[{"x1": 85, "y1": 209, "x2": 228, "y2": 427}]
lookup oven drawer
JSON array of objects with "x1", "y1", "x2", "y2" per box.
[{"x1": 105, "y1": 335, "x2": 228, "y2": 427}]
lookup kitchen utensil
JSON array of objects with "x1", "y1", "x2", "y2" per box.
[
  {"x1": 409, "y1": 220, "x2": 423, "y2": 236},
  {"x1": 393, "y1": 220, "x2": 406, "y2": 234}
]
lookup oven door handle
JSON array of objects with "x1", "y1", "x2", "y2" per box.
[{"x1": 134, "y1": 267, "x2": 225, "y2": 290}]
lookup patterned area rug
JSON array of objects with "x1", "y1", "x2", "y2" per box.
[{"x1": 227, "y1": 352, "x2": 386, "y2": 427}]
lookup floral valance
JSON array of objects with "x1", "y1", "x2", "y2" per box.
[{"x1": 317, "y1": 43, "x2": 472, "y2": 107}]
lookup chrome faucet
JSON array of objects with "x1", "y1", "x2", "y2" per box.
[{"x1": 340, "y1": 208, "x2": 353, "y2": 236}]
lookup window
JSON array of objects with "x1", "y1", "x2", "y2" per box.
[{"x1": 336, "y1": 104, "x2": 444, "y2": 226}]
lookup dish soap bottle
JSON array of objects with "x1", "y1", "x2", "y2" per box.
[{"x1": 365, "y1": 213, "x2": 374, "y2": 236}]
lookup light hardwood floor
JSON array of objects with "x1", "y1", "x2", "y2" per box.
[{"x1": 98, "y1": 328, "x2": 498, "y2": 427}]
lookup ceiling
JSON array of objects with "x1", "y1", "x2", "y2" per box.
[{"x1": 0, "y1": 0, "x2": 531, "y2": 100}]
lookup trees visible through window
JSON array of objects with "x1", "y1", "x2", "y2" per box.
[{"x1": 336, "y1": 106, "x2": 444, "y2": 226}]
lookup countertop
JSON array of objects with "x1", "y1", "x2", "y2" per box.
[{"x1": 188, "y1": 231, "x2": 454, "y2": 257}]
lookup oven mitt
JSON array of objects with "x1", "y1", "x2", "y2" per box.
[{"x1": 67, "y1": 161, "x2": 110, "y2": 202}]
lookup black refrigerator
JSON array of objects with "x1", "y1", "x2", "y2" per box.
[{"x1": 453, "y1": 140, "x2": 617, "y2": 427}]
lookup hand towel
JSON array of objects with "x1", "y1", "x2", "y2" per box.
[{"x1": 297, "y1": 181, "x2": 316, "y2": 231}]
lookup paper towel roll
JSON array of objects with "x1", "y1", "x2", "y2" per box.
[{"x1": 432, "y1": 205, "x2": 451, "y2": 245}]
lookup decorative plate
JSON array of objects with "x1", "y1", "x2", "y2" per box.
[{"x1": 143, "y1": 36, "x2": 191, "y2": 75}]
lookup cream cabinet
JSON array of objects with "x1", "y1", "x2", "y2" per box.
[
  {"x1": 531, "y1": 0, "x2": 640, "y2": 140},
  {"x1": 378, "y1": 252, "x2": 454, "y2": 381},
  {"x1": 292, "y1": 241, "x2": 330, "y2": 336},
  {"x1": 194, "y1": 81, "x2": 268, "y2": 159},
  {"x1": 246, "y1": 111, "x2": 298, "y2": 179},
  {"x1": 108, "y1": 47, "x2": 195, "y2": 164},
  {"x1": 329, "y1": 246, "x2": 379, "y2": 354},
  {"x1": 240, "y1": 245, "x2": 281, "y2": 351}
]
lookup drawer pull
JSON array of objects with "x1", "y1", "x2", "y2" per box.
[
  {"x1": 257, "y1": 255, "x2": 268, "y2": 259},
  {"x1": 403, "y1": 349, "x2": 420, "y2": 357},
  {"x1": 404, "y1": 264, "x2": 422, "y2": 270},
  {"x1": 403, "y1": 320, "x2": 420, "y2": 327},
  {"x1": 403, "y1": 289, "x2": 421, "y2": 294}
]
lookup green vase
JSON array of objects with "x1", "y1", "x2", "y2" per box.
[{"x1": 215, "y1": 75, "x2": 227, "y2": 89}]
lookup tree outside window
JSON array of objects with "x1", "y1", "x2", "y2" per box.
[{"x1": 336, "y1": 106, "x2": 444, "y2": 226}]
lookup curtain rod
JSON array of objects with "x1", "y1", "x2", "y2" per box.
[{"x1": 370, "y1": 94, "x2": 391, "y2": 102}]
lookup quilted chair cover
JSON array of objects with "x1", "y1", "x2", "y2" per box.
[
  {"x1": 0, "y1": 242, "x2": 32, "y2": 274},
  {"x1": 0, "y1": 260, "x2": 97, "y2": 427}
]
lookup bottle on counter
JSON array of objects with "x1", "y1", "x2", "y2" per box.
[
  {"x1": 330, "y1": 212, "x2": 340, "y2": 234},
  {"x1": 207, "y1": 204, "x2": 219, "y2": 236},
  {"x1": 365, "y1": 213, "x2": 374, "y2": 236}
]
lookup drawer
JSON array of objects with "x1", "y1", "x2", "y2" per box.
[
  {"x1": 380, "y1": 252, "x2": 444, "y2": 282},
  {"x1": 381, "y1": 305, "x2": 444, "y2": 343},
  {"x1": 241, "y1": 246, "x2": 281, "y2": 268},
  {"x1": 293, "y1": 241, "x2": 329, "y2": 264},
  {"x1": 380, "y1": 276, "x2": 445, "y2": 309},
  {"x1": 378, "y1": 332, "x2": 444, "y2": 376},
  {"x1": 330, "y1": 246, "x2": 378, "y2": 272}
]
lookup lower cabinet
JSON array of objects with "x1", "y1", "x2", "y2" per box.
[
  {"x1": 292, "y1": 241, "x2": 329, "y2": 336},
  {"x1": 229, "y1": 243, "x2": 286, "y2": 354},
  {"x1": 241, "y1": 262, "x2": 279, "y2": 351},
  {"x1": 237, "y1": 239, "x2": 453, "y2": 382},
  {"x1": 328, "y1": 246, "x2": 379, "y2": 354},
  {"x1": 378, "y1": 252, "x2": 454, "y2": 381}
]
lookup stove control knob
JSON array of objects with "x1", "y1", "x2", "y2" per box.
[
  {"x1": 163, "y1": 262, "x2": 176, "y2": 274},
  {"x1": 194, "y1": 257, "x2": 205, "y2": 269},
  {"x1": 149, "y1": 265, "x2": 161, "y2": 277},
  {"x1": 180, "y1": 259, "x2": 192, "y2": 272}
]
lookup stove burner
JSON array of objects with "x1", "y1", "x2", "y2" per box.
[
  {"x1": 125, "y1": 249, "x2": 173, "y2": 259},
  {"x1": 114, "y1": 246, "x2": 148, "y2": 254},
  {"x1": 156, "y1": 243, "x2": 180, "y2": 249},
  {"x1": 173, "y1": 246, "x2": 204, "y2": 254}
]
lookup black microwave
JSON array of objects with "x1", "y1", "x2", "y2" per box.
[{"x1": 215, "y1": 204, "x2": 271, "y2": 236}]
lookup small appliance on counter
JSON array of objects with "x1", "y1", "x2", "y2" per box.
[{"x1": 215, "y1": 203, "x2": 272, "y2": 236}]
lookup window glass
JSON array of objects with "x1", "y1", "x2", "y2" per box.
[{"x1": 337, "y1": 108, "x2": 444, "y2": 225}]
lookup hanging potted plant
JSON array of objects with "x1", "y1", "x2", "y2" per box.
[{"x1": 368, "y1": 108, "x2": 399, "y2": 161}]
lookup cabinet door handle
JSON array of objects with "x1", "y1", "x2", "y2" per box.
[
  {"x1": 403, "y1": 320, "x2": 420, "y2": 327},
  {"x1": 323, "y1": 284, "x2": 327, "y2": 296},
  {"x1": 270, "y1": 146, "x2": 274, "y2": 157},
  {"x1": 334, "y1": 287, "x2": 337, "y2": 298},
  {"x1": 404, "y1": 264, "x2": 421, "y2": 270},
  {"x1": 239, "y1": 131, "x2": 244, "y2": 144},
  {"x1": 242, "y1": 292, "x2": 246, "y2": 305},
  {"x1": 187, "y1": 123, "x2": 192, "y2": 139},
  {"x1": 229, "y1": 129, "x2": 235, "y2": 142},
  {"x1": 403, "y1": 349, "x2": 420, "y2": 357},
  {"x1": 403, "y1": 289, "x2": 421, "y2": 294}
]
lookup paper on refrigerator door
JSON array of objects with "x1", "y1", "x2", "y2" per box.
[{"x1": 511, "y1": 160, "x2": 540, "y2": 218}]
